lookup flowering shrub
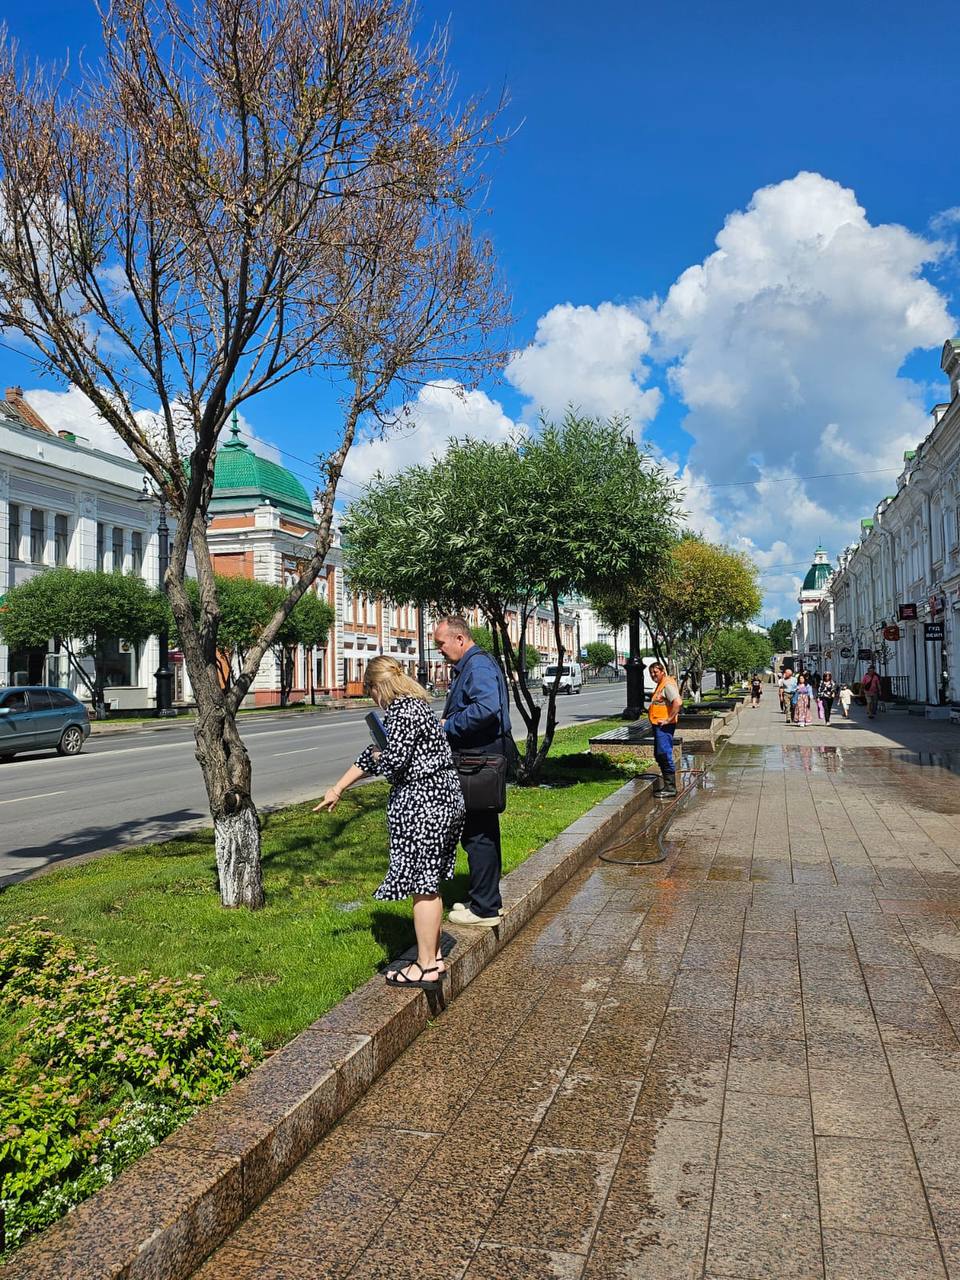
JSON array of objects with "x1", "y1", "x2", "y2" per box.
[{"x1": 0, "y1": 920, "x2": 260, "y2": 1259}]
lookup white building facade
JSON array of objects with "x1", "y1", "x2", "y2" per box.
[
  {"x1": 0, "y1": 388, "x2": 168, "y2": 708},
  {"x1": 815, "y1": 338, "x2": 960, "y2": 709}
]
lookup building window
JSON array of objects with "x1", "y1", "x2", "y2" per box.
[
  {"x1": 112, "y1": 526, "x2": 124, "y2": 572},
  {"x1": 100, "y1": 639, "x2": 136, "y2": 686},
  {"x1": 96, "y1": 522, "x2": 105, "y2": 571},
  {"x1": 54, "y1": 514, "x2": 68, "y2": 567},
  {"x1": 131, "y1": 530, "x2": 143, "y2": 576},
  {"x1": 30, "y1": 508, "x2": 44, "y2": 564},
  {"x1": 8, "y1": 503, "x2": 20, "y2": 562}
]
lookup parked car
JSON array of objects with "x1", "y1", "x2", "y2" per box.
[
  {"x1": 542, "y1": 662, "x2": 583, "y2": 695},
  {"x1": 0, "y1": 686, "x2": 91, "y2": 760}
]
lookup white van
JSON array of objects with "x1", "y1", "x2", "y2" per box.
[{"x1": 542, "y1": 662, "x2": 583, "y2": 695}]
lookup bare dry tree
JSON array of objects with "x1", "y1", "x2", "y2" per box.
[{"x1": 0, "y1": 0, "x2": 509, "y2": 907}]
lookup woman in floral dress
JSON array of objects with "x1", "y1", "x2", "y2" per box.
[
  {"x1": 792, "y1": 673, "x2": 814, "y2": 727},
  {"x1": 314, "y1": 656, "x2": 465, "y2": 990}
]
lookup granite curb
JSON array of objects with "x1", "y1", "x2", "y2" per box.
[{"x1": 0, "y1": 776, "x2": 655, "y2": 1280}]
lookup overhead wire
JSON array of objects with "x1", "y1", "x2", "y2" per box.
[{"x1": 700, "y1": 465, "x2": 903, "y2": 490}]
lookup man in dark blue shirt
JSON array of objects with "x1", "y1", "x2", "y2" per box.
[{"x1": 435, "y1": 614, "x2": 511, "y2": 926}]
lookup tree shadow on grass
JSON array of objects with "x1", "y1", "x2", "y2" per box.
[
  {"x1": 530, "y1": 752, "x2": 633, "y2": 789},
  {"x1": 0, "y1": 808, "x2": 217, "y2": 889},
  {"x1": 257, "y1": 792, "x2": 390, "y2": 893}
]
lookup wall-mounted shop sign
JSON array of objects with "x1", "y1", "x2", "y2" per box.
[
  {"x1": 882, "y1": 625, "x2": 901, "y2": 641},
  {"x1": 857, "y1": 648, "x2": 874, "y2": 660},
  {"x1": 925, "y1": 622, "x2": 945, "y2": 642},
  {"x1": 898, "y1": 603, "x2": 918, "y2": 621}
]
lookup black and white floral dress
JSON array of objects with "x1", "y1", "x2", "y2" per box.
[{"x1": 355, "y1": 696, "x2": 465, "y2": 900}]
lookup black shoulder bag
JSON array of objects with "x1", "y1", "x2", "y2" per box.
[{"x1": 452, "y1": 659, "x2": 511, "y2": 813}]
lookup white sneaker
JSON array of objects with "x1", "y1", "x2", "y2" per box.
[
  {"x1": 447, "y1": 906, "x2": 501, "y2": 927},
  {"x1": 452, "y1": 901, "x2": 504, "y2": 915}
]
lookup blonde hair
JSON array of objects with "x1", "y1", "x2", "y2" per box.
[{"x1": 363, "y1": 655, "x2": 429, "y2": 707}]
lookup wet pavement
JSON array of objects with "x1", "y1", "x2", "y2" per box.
[{"x1": 191, "y1": 700, "x2": 960, "y2": 1279}]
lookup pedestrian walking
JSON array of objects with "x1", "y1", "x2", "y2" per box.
[
  {"x1": 793, "y1": 672, "x2": 814, "y2": 726},
  {"x1": 819, "y1": 672, "x2": 837, "y2": 724},
  {"x1": 809, "y1": 670, "x2": 821, "y2": 696},
  {"x1": 648, "y1": 661, "x2": 683, "y2": 797},
  {"x1": 750, "y1": 674, "x2": 763, "y2": 708},
  {"x1": 782, "y1": 668, "x2": 798, "y2": 722},
  {"x1": 862, "y1": 666, "x2": 882, "y2": 719},
  {"x1": 776, "y1": 670, "x2": 786, "y2": 713},
  {"x1": 434, "y1": 615, "x2": 512, "y2": 927},
  {"x1": 314, "y1": 656, "x2": 465, "y2": 990},
  {"x1": 839, "y1": 683, "x2": 853, "y2": 718}
]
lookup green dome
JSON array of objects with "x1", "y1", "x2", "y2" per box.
[
  {"x1": 211, "y1": 423, "x2": 314, "y2": 521},
  {"x1": 801, "y1": 546, "x2": 832, "y2": 594}
]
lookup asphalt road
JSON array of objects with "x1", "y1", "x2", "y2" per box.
[{"x1": 0, "y1": 681, "x2": 638, "y2": 886}]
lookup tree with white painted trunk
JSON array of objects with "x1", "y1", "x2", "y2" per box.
[{"x1": 0, "y1": 0, "x2": 508, "y2": 907}]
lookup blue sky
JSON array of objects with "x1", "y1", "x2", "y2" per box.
[{"x1": 3, "y1": 0, "x2": 959, "y2": 620}]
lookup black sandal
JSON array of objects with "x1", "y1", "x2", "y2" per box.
[{"x1": 385, "y1": 961, "x2": 441, "y2": 990}]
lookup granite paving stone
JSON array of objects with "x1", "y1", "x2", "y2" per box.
[
  {"x1": 718, "y1": 1090, "x2": 816, "y2": 1174},
  {"x1": 482, "y1": 1146, "x2": 619, "y2": 1254},
  {"x1": 809, "y1": 1065, "x2": 906, "y2": 1140},
  {"x1": 462, "y1": 1245, "x2": 585, "y2": 1279},
  {"x1": 821, "y1": 1229, "x2": 947, "y2": 1280},
  {"x1": 178, "y1": 704, "x2": 960, "y2": 1280},
  {"x1": 816, "y1": 1135, "x2": 932, "y2": 1236},
  {"x1": 705, "y1": 1165, "x2": 823, "y2": 1279}
]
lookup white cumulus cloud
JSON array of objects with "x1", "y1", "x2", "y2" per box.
[
  {"x1": 505, "y1": 301, "x2": 661, "y2": 428},
  {"x1": 340, "y1": 379, "x2": 517, "y2": 492},
  {"x1": 651, "y1": 171, "x2": 954, "y2": 619}
]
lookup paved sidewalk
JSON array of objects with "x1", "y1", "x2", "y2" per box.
[
  {"x1": 193, "y1": 701, "x2": 960, "y2": 1279},
  {"x1": 733, "y1": 689, "x2": 960, "y2": 750}
]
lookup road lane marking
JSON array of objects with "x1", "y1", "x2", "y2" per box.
[
  {"x1": 273, "y1": 746, "x2": 321, "y2": 756},
  {"x1": 0, "y1": 789, "x2": 67, "y2": 806},
  {"x1": 0, "y1": 719, "x2": 367, "y2": 773}
]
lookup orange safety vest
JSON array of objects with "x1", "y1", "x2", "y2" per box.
[{"x1": 649, "y1": 674, "x2": 677, "y2": 725}]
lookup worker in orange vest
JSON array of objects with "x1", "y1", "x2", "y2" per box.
[{"x1": 648, "y1": 661, "x2": 683, "y2": 798}]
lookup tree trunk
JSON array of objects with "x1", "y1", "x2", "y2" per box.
[
  {"x1": 489, "y1": 604, "x2": 547, "y2": 785},
  {"x1": 278, "y1": 647, "x2": 292, "y2": 708},
  {"x1": 191, "y1": 662, "x2": 265, "y2": 909},
  {"x1": 212, "y1": 808, "x2": 263, "y2": 909},
  {"x1": 175, "y1": 622, "x2": 264, "y2": 911},
  {"x1": 489, "y1": 598, "x2": 568, "y2": 787}
]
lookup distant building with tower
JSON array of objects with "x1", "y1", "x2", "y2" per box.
[{"x1": 792, "y1": 334, "x2": 960, "y2": 712}]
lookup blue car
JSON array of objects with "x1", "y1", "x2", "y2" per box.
[{"x1": 0, "y1": 686, "x2": 91, "y2": 760}]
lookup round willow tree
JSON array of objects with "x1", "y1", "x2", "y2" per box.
[{"x1": 343, "y1": 413, "x2": 681, "y2": 781}]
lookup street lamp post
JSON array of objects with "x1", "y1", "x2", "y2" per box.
[
  {"x1": 140, "y1": 479, "x2": 176, "y2": 717},
  {"x1": 416, "y1": 606, "x2": 429, "y2": 688},
  {"x1": 154, "y1": 501, "x2": 176, "y2": 716},
  {"x1": 623, "y1": 607, "x2": 644, "y2": 720}
]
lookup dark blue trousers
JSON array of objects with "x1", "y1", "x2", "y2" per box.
[
  {"x1": 463, "y1": 808, "x2": 503, "y2": 918},
  {"x1": 653, "y1": 722, "x2": 677, "y2": 781}
]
